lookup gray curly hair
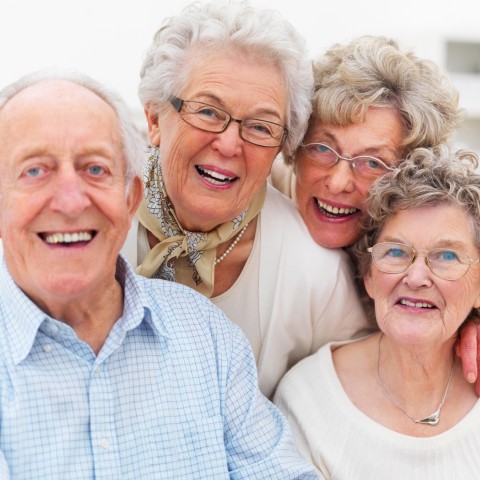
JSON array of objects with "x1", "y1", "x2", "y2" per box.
[
  {"x1": 353, "y1": 146, "x2": 480, "y2": 279},
  {"x1": 350, "y1": 146, "x2": 480, "y2": 323},
  {"x1": 287, "y1": 35, "x2": 461, "y2": 164},
  {"x1": 138, "y1": 0, "x2": 313, "y2": 157}
]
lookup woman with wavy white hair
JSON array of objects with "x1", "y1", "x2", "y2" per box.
[{"x1": 130, "y1": 1, "x2": 368, "y2": 398}]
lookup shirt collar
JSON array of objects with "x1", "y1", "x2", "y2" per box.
[
  {"x1": 114, "y1": 255, "x2": 168, "y2": 339},
  {"x1": 0, "y1": 255, "x2": 168, "y2": 365},
  {"x1": 0, "y1": 257, "x2": 50, "y2": 365}
]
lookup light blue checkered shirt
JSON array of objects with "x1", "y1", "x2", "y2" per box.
[{"x1": 0, "y1": 256, "x2": 320, "y2": 479}]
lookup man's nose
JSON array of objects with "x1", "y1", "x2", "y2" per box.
[{"x1": 49, "y1": 167, "x2": 91, "y2": 216}]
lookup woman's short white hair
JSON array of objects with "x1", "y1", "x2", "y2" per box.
[
  {"x1": 138, "y1": 0, "x2": 313, "y2": 156},
  {"x1": 0, "y1": 68, "x2": 144, "y2": 190}
]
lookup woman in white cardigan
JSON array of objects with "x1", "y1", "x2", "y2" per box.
[
  {"x1": 275, "y1": 147, "x2": 480, "y2": 479},
  {"x1": 126, "y1": 1, "x2": 369, "y2": 399}
]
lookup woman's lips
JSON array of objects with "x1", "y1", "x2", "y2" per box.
[
  {"x1": 195, "y1": 165, "x2": 238, "y2": 185},
  {"x1": 314, "y1": 198, "x2": 360, "y2": 219}
]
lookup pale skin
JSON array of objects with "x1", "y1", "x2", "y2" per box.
[
  {"x1": 334, "y1": 205, "x2": 480, "y2": 436},
  {"x1": 0, "y1": 81, "x2": 142, "y2": 354},
  {"x1": 294, "y1": 107, "x2": 404, "y2": 249},
  {"x1": 145, "y1": 50, "x2": 286, "y2": 296},
  {"x1": 291, "y1": 107, "x2": 480, "y2": 391}
]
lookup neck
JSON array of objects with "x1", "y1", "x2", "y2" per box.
[
  {"x1": 377, "y1": 333, "x2": 456, "y2": 425},
  {"x1": 379, "y1": 333, "x2": 455, "y2": 384},
  {"x1": 38, "y1": 279, "x2": 124, "y2": 355}
]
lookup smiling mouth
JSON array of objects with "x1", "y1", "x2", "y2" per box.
[
  {"x1": 196, "y1": 166, "x2": 238, "y2": 185},
  {"x1": 314, "y1": 199, "x2": 359, "y2": 218},
  {"x1": 40, "y1": 231, "x2": 95, "y2": 246},
  {"x1": 399, "y1": 299, "x2": 435, "y2": 309}
]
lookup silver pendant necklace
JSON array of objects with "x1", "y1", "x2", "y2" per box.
[{"x1": 376, "y1": 333, "x2": 455, "y2": 426}]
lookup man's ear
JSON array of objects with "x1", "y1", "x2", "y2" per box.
[{"x1": 126, "y1": 176, "x2": 143, "y2": 219}]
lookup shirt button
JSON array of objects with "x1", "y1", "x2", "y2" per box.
[
  {"x1": 43, "y1": 345, "x2": 53, "y2": 353},
  {"x1": 100, "y1": 438, "x2": 110, "y2": 449}
]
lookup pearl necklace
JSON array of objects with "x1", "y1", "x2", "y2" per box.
[
  {"x1": 214, "y1": 224, "x2": 249, "y2": 266},
  {"x1": 376, "y1": 333, "x2": 455, "y2": 426}
]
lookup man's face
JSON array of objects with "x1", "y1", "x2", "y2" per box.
[{"x1": 0, "y1": 80, "x2": 141, "y2": 313}]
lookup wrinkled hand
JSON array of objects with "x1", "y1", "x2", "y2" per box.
[{"x1": 456, "y1": 319, "x2": 480, "y2": 396}]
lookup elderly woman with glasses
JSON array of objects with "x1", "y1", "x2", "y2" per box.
[
  {"x1": 271, "y1": 34, "x2": 480, "y2": 391},
  {"x1": 271, "y1": 35, "x2": 461, "y2": 249},
  {"x1": 129, "y1": 1, "x2": 368, "y2": 398},
  {"x1": 275, "y1": 146, "x2": 480, "y2": 478}
]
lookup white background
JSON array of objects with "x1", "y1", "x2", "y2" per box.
[{"x1": 1, "y1": 0, "x2": 479, "y2": 148}]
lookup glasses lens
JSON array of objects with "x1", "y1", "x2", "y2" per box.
[
  {"x1": 351, "y1": 156, "x2": 391, "y2": 179},
  {"x1": 180, "y1": 101, "x2": 229, "y2": 132},
  {"x1": 241, "y1": 119, "x2": 285, "y2": 147},
  {"x1": 301, "y1": 143, "x2": 338, "y2": 167},
  {"x1": 178, "y1": 100, "x2": 285, "y2": 147},
  {"x1": 371, "y1": 243, "x2": 413, "y2": 273},
  {"x1": 427, "y1": 248, "x2": 470, "y2": 280}
]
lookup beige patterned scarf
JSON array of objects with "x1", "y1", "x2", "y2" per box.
[{"x1": 136, "y1": 145, "x2": 266, "y2": 297}]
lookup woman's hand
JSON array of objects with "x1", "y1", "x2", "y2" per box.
[{"x1": 457, "y1": 318, "x2": 480, "y2": 396}]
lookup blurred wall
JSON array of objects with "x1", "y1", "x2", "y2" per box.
[{"x1": 1, "y1": 0, "x2": 478, "y2": 153}]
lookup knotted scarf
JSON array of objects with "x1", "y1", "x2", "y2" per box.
[{"x1": 136, "y1": 145, "x2": 266, "y2": 297}]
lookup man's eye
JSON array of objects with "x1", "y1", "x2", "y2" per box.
[
  {"x1": 25, "y1": 166, "x2": 45, "y2": 177},
  {"x1": 88, "y1": 165, "x2": 105, "y2": 176}
]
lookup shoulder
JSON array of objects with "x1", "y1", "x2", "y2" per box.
[
  {"x1": 262, "y1": 184, "x2": 307, "y2": 236},
  {"x1": 277, "y1": 344, "x2": 331, "y2": 390},
  {"x1": 268, "y1": 155, "x2": 296, "y2": 199},
  {"x1": 261, "y1": 184, "x2": 350, "y2": 267},
  {"x1": 274, "y1": 344, "x2": 334, "y2": 410},
  {"x1": 140, "y1": 274, "x2": 225, "y2": 320},
  {"x1": 333, "y1": 334, "x2": 377, "y2": 380},
  {"x1": 137, "y1": 273, "x2": 245, "y2": 346},
  {"x1": 264, "y1": 181, "x2": 298, "y2": 214}
]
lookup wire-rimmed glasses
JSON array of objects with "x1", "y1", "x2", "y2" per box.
[
  {"x1": 300, "y1": 142, "x2": 395, "y2": 179},
  {"x1": 368, "y1": 242, "x2": 480, "y2": 281},
  {"x1": 169, "y1": 96, "x2": 287, "y2": 148}
]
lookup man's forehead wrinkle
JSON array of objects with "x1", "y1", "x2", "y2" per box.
[
  {"x1": 0, "y1": 80, "x2": 122, "y2": 157},
  {"x1": 0, "y1": 80, "x2": 116, "y2": 123}
]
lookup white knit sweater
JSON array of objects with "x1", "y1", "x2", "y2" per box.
[{"x1": 275, "y1": 342, "x2": 480, "y2": 480}]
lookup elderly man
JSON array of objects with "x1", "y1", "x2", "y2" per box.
[{"x1": 0, "y1": 71, "x2": 320, "y2": 480}]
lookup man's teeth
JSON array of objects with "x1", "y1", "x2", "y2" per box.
[
  {"x1": 45, "y1": 232, "x2": 92, "y2": 244},
  {"x1": 316, "y1": 199, "x2": 357, "y2": 216},
  {"x1": 400, "y1": 299, "x2": 434, "y2": 309},
  {"x1": 196, "y1": 166, "x2": 236, "y2": 184}
]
